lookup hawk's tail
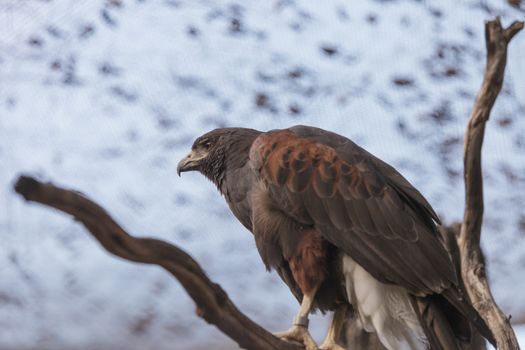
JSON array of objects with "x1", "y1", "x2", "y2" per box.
[{"x1": 411, "y1": 291, "x2": 495, "y2": 350}]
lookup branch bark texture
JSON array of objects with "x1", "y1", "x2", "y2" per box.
[
  {"x1": 13, "y1": 176, "x2": 302, "y2": 350},
  {"x1": 458, "y1": 18, "x2": 523, "y2": 350}
]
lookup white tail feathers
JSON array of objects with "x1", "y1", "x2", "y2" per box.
[{"x1": 342, "y1": 255, "x2": 428, "y2": 350}]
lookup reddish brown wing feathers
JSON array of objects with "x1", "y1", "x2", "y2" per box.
[
  {"x1": 252, "y1": 131, "x2": 334, "y2": 194},
  {"x1": 249, "y1": 129, "x2": 456, "y2": 295},
  {"x1": 250, "y1": 130, "x2": 417, "y2": 241},
  {"x1": 251, "y1": 130, "x2": 375, "y2": 197}
]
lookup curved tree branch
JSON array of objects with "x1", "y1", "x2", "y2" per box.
[
  {"x1": 458, "y1": 17, "x2": 523, "y2": 350},
  {"x1": 13, "y1": 176, "x2": 302, "y2": 350}
]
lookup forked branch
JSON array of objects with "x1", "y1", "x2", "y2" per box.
[
  {"x1": 458, "y1": 18, "x2": 523, "y2": 350},
  {"x1": 13, "y1": 176, "x2": 302, "y2": 350}
]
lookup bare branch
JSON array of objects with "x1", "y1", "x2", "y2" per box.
[
  {"x1": 13, "y1": 175, "x2": 302, "y2": 350},
  {"x1": 458, "y1": 18, "x2": 523, "y2": 350}
]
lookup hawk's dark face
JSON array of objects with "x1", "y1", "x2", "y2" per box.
[
  {"x1": 177, "y1": 127, "x2": 261, "y2": 188},
  {"x1": 177, "y1": 129, "x2": 226, "y2": 177}
]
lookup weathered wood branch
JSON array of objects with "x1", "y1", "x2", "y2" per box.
[
  {"x1": 13, "y1": 176, "x2": 302, "y2": 350},
  {"x1": 458, "y1": 18, "x2": 523, "y2": 350}
]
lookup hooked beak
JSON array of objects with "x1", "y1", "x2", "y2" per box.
[{"x1": 177, "y1": 150, "x2": 206, "y2": 176}]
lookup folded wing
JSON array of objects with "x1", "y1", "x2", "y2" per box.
[{"x1": 249, "y1": 126, "x2": 456, "y2": 297}]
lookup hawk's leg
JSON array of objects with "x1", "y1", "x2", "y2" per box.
[
  {"x1": 273, "y1": 227, "x2": 329, "y2": 350},
  {"x1": 319, "y1": 305, "x2": 348, "y2": 350},
  {"x1": 273, "y1": 290, "x2": 319, "y2": 350}
]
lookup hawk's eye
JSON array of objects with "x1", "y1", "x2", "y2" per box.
[{"x1": 202, "y1": 141, "x2": 212, "y2": 150}]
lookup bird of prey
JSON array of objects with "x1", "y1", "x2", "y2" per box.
[{"x1": 177, "y1": 125, "x2": 495, "y2": 350}]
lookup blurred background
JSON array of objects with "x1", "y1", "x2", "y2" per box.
[{"x1": 1, "y1": 0, "x2": 524, "y2": 349}]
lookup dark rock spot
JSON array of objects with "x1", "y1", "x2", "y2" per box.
[
  {"x1": 28, "y1": 36, "x2": 43, "y2": 47},
  {"x1": 500, "y1": 163, "x2": 520, "y2": 184},
  {"x1": 392, "y1": 76, "x2": 415, "y2": 87},
  {"x1": 158, "y1": 118, "x2": 177, "y2": 129},
  {"x1": 79, "y1": 24, "x2": 95, "y2": 39},
  {"x1": 46, "y1": 26, "x2": 64, "y2": 38},
  {"x1": 288, "y1": 68, "x2": 304, "y2": 79},
  {"x1": 106, "y1": 0, "x2": 123, "y2": 8},
  {"x1": 288, "y1": 104, "x2": 301, "y2": 115},
  {"x1": 426, "y1": 102, "x2": 454, "y2": 125},
  {"x1": 230, "y1": 18, "x2": 242, "y2": 33},
  {"x1": 130, "y1": 310, "x2": 156, "y2": 336},
  {"x1": 497, "y1": 117, "x2": 513, "y2": 128},
  {"x1": 100, "y1": 9, "x2": 117, "y2": 27},
  {"x1": 446, "y1": 167, "x2": 460, "y2": 181},
  {"x1": 187, "y1": 25, "x2": 199, "y2": 37},
  {"x1": 445, "y1": 67, "x2": 458, "y2": 77},
  {"x1": 428, "y1": 7, "x2": 443, "y2": 18},
  {"x1": 424, "y1": 43, "x2": 466, "y2": 79},
  {"x1": 111, "y1": 86, "x2": 138, "y2": 102},
  {"x1": 464, "y1": 26, "x2": 475, "y2": 38},
  {"x1": 519, "y1": 215, "x2": 525, "y2": 236},
  {"x1": 99, "y1": 62, "x2": 121, "y2": 76},
  {"x1": 62, "y1": 56, "x2": 80, "y2": 85},
  {"x1": 255, "y1": 93, "x2": 269, "y2": 107},
  {"x1": 366, "y1": 13, "x2": 378, "y2": 24},
  {"x1": 0, "y1": 291, "x2": 22, "y2": 307},
  {"x1": 438, "y1": 136, "x2": 461, "y2": 158},
  {"x1": 336, "y1": 6, "x2": 349, "y2": 21},
  {"x1": 50, "y1": 60, "x2": 62, "y2": 71},
  {"x1": 320, "y1": 45, "x2": 338, "y2": 57}
]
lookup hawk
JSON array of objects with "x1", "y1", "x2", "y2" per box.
[{"x1": 177, "y1": 125, "x2": 495, "y2": 350}]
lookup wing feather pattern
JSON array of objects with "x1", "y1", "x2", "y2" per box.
[{"x1": 249, "y1": 127, "x2": 455, "y2": 296}]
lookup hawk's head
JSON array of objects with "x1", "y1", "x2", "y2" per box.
[{"x1": 177, "y1": 127, "x2": 260, "y2": 187}]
